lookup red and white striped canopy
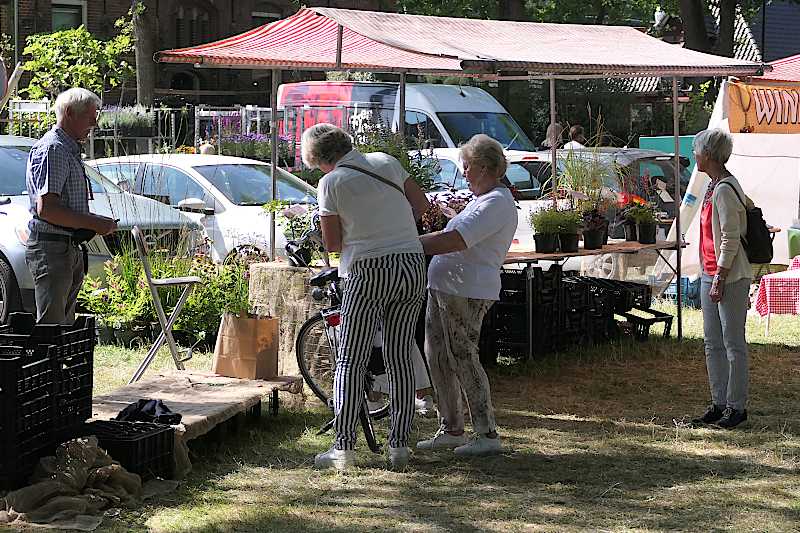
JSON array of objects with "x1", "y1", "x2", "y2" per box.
[
  {"x1": 157, "y1": 7, "x2": 767, "y2": 77},
  {"x1": 756, "y1": 54, "x2": 800, "y2": 83}
]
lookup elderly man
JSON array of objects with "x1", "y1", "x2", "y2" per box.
[{"x1": 25, "y1": 88, "x2": 117, "y2": 324}]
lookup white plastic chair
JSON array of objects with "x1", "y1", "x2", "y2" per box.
[{"x1": 129, "y1": 226, "x2": 201, "y2": 383}]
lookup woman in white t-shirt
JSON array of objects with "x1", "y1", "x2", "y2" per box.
[
  {"x1": 302, "y1": 124, "x2": 430, "y2": 471},
  {"x1": 417, "y1": 134, "x2": 518, "y2": 457}
]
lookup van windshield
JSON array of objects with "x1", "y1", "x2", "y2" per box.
[{"x1": 438, "y1": 112, "x2": 536, "y2": 151}]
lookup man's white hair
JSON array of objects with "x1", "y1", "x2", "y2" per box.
[{"x1": 53, "y1": 88, "x2": 101, "y2": 121}]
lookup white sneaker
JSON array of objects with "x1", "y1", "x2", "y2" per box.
[
  {"x1": 454, "y1": 435, "x2": 502, "y2": 457},
  {"x1": 388, "y1": 446, "x2": 410, "y2": 470},
  {"x1": 415, "y1": 395, "x2": 435, "y2": 416},
  {"x1": 416, "y1": 428, "x2": 468, "y2": 450},
  {"x1": 314, "y1": 447, "x2": 355, "y2": 470}
]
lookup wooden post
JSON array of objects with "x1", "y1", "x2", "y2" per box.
[{"x1": 673, "y1": 77, "x2": 683, "y2": 339}]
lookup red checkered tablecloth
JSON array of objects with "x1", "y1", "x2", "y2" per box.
[
  {"x1": 755, "y1": 269, "x2": 800, "y2": 317},
  {"x1": 790, "y1": 256, "x2": 800, "y2": 270}
]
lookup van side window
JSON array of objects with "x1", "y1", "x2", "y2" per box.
[{"x1": 404, "y1": 111, "x2": 444, "y2": 149}]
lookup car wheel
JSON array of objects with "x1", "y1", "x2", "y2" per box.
[
  {"x1": 0, "y1": 257, "x2": 22, "y2": 324},
  {"x1": 582, "y1": 253, "x2": 625, "y2": 280}
]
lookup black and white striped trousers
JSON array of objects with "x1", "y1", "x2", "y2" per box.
[{"x1": 334, "y1": 252, "x2": 426, "y2": 450}]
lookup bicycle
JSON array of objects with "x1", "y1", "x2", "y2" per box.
[{"x1": 287, "y1": 213, "x2": 390, "y2": 453}]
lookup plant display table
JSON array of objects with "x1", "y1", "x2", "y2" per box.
[{"x1": 504, "y1": 240, "x2": 680, "y2": 264}]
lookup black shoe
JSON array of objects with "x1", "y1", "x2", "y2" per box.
[
  {"x1": 716, "y1": 408, "x2": 747, "y2": 429},
  {"x1": 691, "y1": 405, "x2": 724, "y2": 425}
]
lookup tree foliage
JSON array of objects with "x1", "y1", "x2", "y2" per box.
[{"x1": 21, "y1": 13, "x2": 134, "y2": 101}]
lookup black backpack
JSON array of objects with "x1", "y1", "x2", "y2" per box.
[{"x1": 718, "y1": 181, "x2": 773, "y2": 265}]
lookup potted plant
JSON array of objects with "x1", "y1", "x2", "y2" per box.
[
  {"x1": 528, "y1": 207, "x2": 560, "y2": 253},
  {"x1": 629, "y1": 203, "x2": 658, "y2": 244},
  {"x1": 98, "y1": 105, "x2": 154, "y2": 137},
  {"x1": 556, "y1": 210, "x2": 582, "y2": 253},
  {"x1": 580, "y1": 207, "x2": 607, "y2": 250}
]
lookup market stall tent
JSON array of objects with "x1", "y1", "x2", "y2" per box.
[{"x1": 157, "y1": 7, "x2": 768, "y2": 336}]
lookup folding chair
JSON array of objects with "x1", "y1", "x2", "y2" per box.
[{"x1": 129, "y1": 226, "x2": 201, "y2": 383}]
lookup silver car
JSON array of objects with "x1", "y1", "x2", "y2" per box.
[{"x1": 0, "y1": 136, "x2": 201, "y2": 322}]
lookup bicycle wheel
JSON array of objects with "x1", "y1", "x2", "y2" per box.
[
  {"x1": 297, "y1": 313, "x2": 391, "y2": 419},
  {"x1": 296, "y1": 313, "x2": 336, "y2": 405}
]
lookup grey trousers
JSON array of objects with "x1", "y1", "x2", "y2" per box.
[
  {"x1": 25, "y1": 237, "x2": 84, "y2": 325},
  {"x1": 425, "y1": 289, "x2": 496, "y2": 434},
  {"x1": 700, "y1": 274, "x2": 750, "y2": 411}
]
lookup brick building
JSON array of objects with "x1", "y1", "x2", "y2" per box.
[{"x1": 0, "y1": 0, "x2": 395, "y2": 106}]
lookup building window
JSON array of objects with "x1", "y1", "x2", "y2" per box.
[
  {"x1": 52, "y1": 1, "x2": 87, "y2": 31},
  {"x1": 252, "y1": 2, "x2": 281, "y2": 27}
]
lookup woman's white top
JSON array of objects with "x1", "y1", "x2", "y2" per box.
[
  {"x1": 428, "y1": 186, "x2": 518, "y2": 300},
  {"x1": 317, "y1": 150, "x2": 422, "y2": 277}
]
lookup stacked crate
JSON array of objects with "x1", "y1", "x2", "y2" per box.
[{"x1": 0, "y1": 314, "x2": 96, "y2": 489}]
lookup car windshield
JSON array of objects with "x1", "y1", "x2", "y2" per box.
[
  {"x1": 0, "y1": 145, "x2": 118, "y2": 196},
  {"x1": 437, "y1": 112, "x2": 536, "y2": 151},
  {"x1": 505, "y1": 161, "x2": 553, "y2": 199},
  {"x1": 193, "y1": 163, "x2": 316, "y2": 205}
]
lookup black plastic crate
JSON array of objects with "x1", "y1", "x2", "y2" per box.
[
  {"x1": 618, "y1": 307, "x2": 674, "y2": 341},
  {"x1": 0, "y1": 314, "x2": 95, "y2": 436},
  {"x1": 528, "y1": 265, "x2": 562, "y2": 305},
  {"x1": 0, "y1": 344, "x2": 56, "y2": 489},
  {"x1": 79, "y1": 421, "x2": 175, "y2": 480},
  {"x1": 569, "y1": 277, "x2": 653, "y2": 313}
]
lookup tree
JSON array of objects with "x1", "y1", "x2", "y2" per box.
[
  {"x1": 21, "y1": 20, "x2": 134, "y2": 101},
  {"x1": 132, "y1": 0, "x2": 157, "y2": 106}
]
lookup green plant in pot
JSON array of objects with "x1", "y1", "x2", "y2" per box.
[
  {"x1": 528, "y1": 206, "x2": 560, "y2": 253},
  {"x1": 627, "y1": 203, "x2": 658, "y2": 244},
  {"x1": 556, "y1": 210, "x2": 582, "y2": 253},
  {"x1": 580, "y1": 203, "x2": 607, "y2": 250}
]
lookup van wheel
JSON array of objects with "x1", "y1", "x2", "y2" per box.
[{"x1": 0, "y1": 258, "x2": 22, "y2": 324}]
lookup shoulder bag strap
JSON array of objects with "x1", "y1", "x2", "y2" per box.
[
  {"x1": 717, "y1": 180, "x2": 746, "y2": 208},
  {"x1": 338, "y1": 163, "x2": 406, "y2": 196}
]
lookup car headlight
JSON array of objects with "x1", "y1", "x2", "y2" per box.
[{"x1": 15, "y1": 224, "x2": 29, "y2": 245}]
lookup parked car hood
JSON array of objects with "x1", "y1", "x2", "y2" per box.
[{"x1": 2, "y1": 193, "x2": 200, "y2": 232}]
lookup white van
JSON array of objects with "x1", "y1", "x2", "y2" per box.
[{"x1": 278, "y1": 81, "x2": 536, "y2": 152}]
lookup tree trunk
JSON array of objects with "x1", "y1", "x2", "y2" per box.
[
  {"x1": 679, "y1": 0, "x2": 711, "y2": 52},
  {"x1": 717, "y1": 0, "x2": 737, "y2": 58},
  {"x1": 133, "y1": 0, "x2": 157, "y2": 106}
]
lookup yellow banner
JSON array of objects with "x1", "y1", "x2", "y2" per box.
[{"x1": 727, "y1": 81, "x2": 800, "y2": 134}]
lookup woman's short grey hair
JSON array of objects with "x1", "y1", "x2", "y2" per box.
[
  {"x1": 459, "y1": 134, "x2": 507, "y2": 178},
  {"x1": 53, "y1": 88, "x2": 101, "y2": 121},
  {"x1": 694, "y1": 128, "x2": 733, "y2": 164},
  {"x1": 301, "y1": 123, "x2": 353, "y2": 168}
]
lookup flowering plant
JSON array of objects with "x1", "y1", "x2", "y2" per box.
[{"x1": 421, "y1": 190, "x2": 474, "y2": 233}]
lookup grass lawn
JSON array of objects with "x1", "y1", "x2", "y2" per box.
[{"x1": 90, "y1": 304, "x2": 798, "y2": 532}]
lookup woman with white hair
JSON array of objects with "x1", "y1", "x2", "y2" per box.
[
  {"x1": 417, "y1": 134, "x2": 518, "y2": 456},
  {"x1": 301, "y1": 123, "x2": 430, "y2": 470},
  {"x1": 691, "y1": 128, "x2": 752, "y2": 430}
]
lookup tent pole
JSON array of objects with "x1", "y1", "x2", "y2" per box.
[
  {"x1": 673, "y1": 76, "x2": 683, "y2": 339},
  {"x1": 270, "y1": 68, "x2": 281, "y2": 262},
  {"x1": 399, "y1": 71, "x2": 406, "y2": 136},
  {"x1": 336, "y1": 25, "x2": 343, "y2": 69},
  {"x1": 549, "y1": 77, "x2": 557, "y2": 201}
]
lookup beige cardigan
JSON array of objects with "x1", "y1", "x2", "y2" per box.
[{"x1": 710, "y1": 176, "x2": 753, "y2": 283}]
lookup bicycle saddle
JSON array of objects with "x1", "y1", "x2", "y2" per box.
[{"x1": 309, "y1": 267, "x2": 339, "y2": 287}]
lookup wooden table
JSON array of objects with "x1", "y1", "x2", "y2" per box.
[{"x1": 505, "y1": 240, "x2": 680, "y2": 264}]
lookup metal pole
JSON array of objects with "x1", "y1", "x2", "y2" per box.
[
  {"x1": 269, "y1": 68, "x2": 280, "y2": 261},
  {"x1": 761, "y1": 0, "x2": 767, "y2": 61},
  {"x1": 217, "y1": 111, "x2": 223, "y2": 155},
  {"x1": 335, "y1": 25, "x2": 343, "y2": 69},
  {"x1": 13, "y1": 0, "x2": 18, "y2": 66},
  {"x1": 194, "y1": 106, "x2": 200, "y2": 150},
  {"x1": 549, "y1": 77, "x2": 557, "y2": 200},
  {"x1": 673, "y1": 77, "x2": 682, "y2": 340},
  {"x1": 399, "y1": 71, "x2": 406, "y2": 136}
]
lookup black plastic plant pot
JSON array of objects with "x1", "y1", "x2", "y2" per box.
[
  {"x1": 559, "y1": 233, "x2": 579, "y2": 253},
  {"x1": 583, "y1": 228, "x2": 604, "y2": 250},
  {"x1": 534, "y1": 233, "x2": 558, "y2": 253},
  {"x1": 602, "y1": 221, "x2": 610, "y2": 244},
  {"x1": 624, "y1": 223, "x2": 638, "y2": 242},
  {"x1": 638, "y1": 223, "x2": 657, "y2": 244}
]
